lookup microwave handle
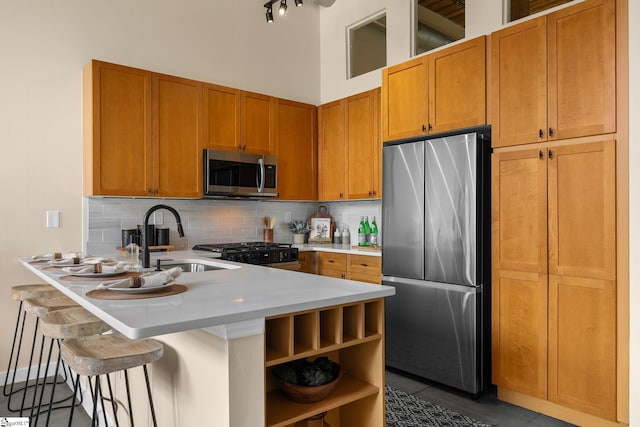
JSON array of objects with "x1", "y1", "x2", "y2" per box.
[{"x1": 256, "y1": 158, "x2": 265, "y2": 193}]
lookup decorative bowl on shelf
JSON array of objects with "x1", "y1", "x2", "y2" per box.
[{"x1": 273, "y1": 357, "x2": 343, "y2": 403}]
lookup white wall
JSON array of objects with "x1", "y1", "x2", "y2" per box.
[
  {"x1": 0, "y1": 0, "x2": 319, "y2": 376},
  {"x1": 318, "y1": 0, "x2": 503, "y2": 103}
]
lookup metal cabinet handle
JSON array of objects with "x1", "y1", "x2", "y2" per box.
[
  {"x1": 539, "y1": 129, "x2": 544, "y2": 139},
  {"x1": 549, "y1": 127, "x2": 554, "y2": 137},
  {"x1": 422, "y1": 124, "x2": 427, "y2": 132},
  {"x1": 360, "y1": 263, "x2": 369, "y2": 267},
  {"x1": 428, "y1": 123, "x2": 433, "y2": 131},
  {"x1": 548, "y1": 149, "x2": 553, "y2": 159},
  {"x1": 539, "y1": 150, "x2": 543, "y2": 160}
]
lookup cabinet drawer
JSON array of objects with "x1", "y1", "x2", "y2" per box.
[
  {"x1": 317, "y1": 252, "x2": 347, "y2": 271},
  {"x1": 348, "y1": 271, "x2": 381, "y2": 285},
  {"x1": 348, "y1": 255, "x2": 381, "y2": 276}
]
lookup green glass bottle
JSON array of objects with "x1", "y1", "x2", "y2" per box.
[
  {"x1": 370, "y1": 216, "x2": 378, "y2": 246},
  {"x1": 358, "y1": 216, "x2": 366, "y2": 246},
  {"x1": 363, "y1": 216, "x2": 371, "y2": 246}
]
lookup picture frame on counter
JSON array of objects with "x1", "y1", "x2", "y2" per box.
[{"x1": 309, "y1": 218, "x2": 332, "y2": 243}]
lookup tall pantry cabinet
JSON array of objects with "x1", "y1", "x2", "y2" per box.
[{"x1": 490, "y1": 0, "x2": 619, "y2": 423}]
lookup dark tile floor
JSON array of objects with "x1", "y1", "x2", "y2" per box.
[
  {"x1": 386, "y1": 368, "x2": 576, "y2": 427},
  {"x1": 3, "y1": 371, "x2": 575, "y2": 426},
  {"x1": 1, "y1": 379, "x2": 91, "y2": 426}
]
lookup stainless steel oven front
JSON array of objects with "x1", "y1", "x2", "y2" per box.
[{"x1": 203, "y1": 149, "x2": 277, "y2": 198}]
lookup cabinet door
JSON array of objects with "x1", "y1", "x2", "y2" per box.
[
  {"x1": 548, "y1": 0, "x2": 616, "y2": 140},
  {"x1": 492, "y1": 270, "x2": 548, "y2": 398},
  {"x1": 317, "y1": 252, "x2": 347, "y2": 278},
  {"x1": 83, "y1": 60, "x2": 152, "y2": 196},
  {"x1": 297, "y1": 252, "x2": 316, "y2": 274},
  {"x1": 547, "y1": 140, "x2": 616, "y2": 280},
  {"x1": 548, "y1": 274, "x2": 616, "y2": 419},
  {"x1": 276, "y1": 99, "x2": 317, "y2": 200},
  {"x1": 428, "y1": 36, "x2": 487, "y2": 134},
  {"x1": 492, "y1": 149, "x2": 548, "y2": 275},
  {"x1": 381, "y1": 56, "x2": 428, "y2": 141},
  {"x1": 347, "y1": 89, "x2": 379, "y2": 199},
  {"x1": 202, "y1": 83, "x2": 241, "y2": 151},
  {"x1": 318, "y1": 100, "x2": 347, "y2": 200},
  {"x1": 492, "y1": 148, "x2": 549, "y2": 397},
  {"x1": 152, "y1": 74, "x2": 202, "y2": 198},
  {"x1": 242, "y1": 91, "x2": 275, "y2": 154},
  {"x1": 491, "y1": 17, "x2": 547, "y2": 147}
]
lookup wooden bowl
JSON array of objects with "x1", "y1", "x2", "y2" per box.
[{"x1": 275, "y1": 368, "x2": 343, "y2": 403}]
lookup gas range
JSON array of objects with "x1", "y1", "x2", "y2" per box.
[{"x1": 192, "y1": 242, "x2": 298, "y2": 265}]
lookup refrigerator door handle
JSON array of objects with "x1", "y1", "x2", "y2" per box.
[{"x1": 382, "y1": 275, "x2": 481, "y2": 290}]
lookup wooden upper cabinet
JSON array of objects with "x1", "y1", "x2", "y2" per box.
[
  {"x1": 491, "y1": 17, "x2": 547, "y2": 148},
  {"x1": 381, "y1": 56, "x2": 428, "y2": 141},
  {"x1": 83, "y1": 60, "x2": 152, "y2": 197},
  {"x1": 276, "y1": 99, "x2": 317, "y2": 200},
  {"x1": 547, "y1": 140, "x2": 616, "y2": 280},
  {"x1": 202, "y1": 83, "x2": 241, "y2": 151},
  {"x1": 548, "y1": 0, "x2": 616, "y2": 140},
  {"x1": 318, "y1": 99, "x2": 347, "y2": 200},
  {"x1": 428, "y1": 36, "x2": 486, "y2": 134},
  {"x1": 242, "y1": 91, "x2": 275, "y2": 155},
  {"x1": 152, "y1": 73, "x2": 202, "y2": 198},
  {"x1": 491, "y1": 0, "x2": 615, "y2": 147},
  {"x1": 202, "y1": 86, "x2": 275, "y2": 155},
  {"x1": 318, "y1": 88, "x2": 381, "y2": 201},
  {"x1": 347, "y1": 89, "x2": 380, "y2": 199},
  {"x1": 382, "y1": 36, "x2": 487, "y2": 142}
]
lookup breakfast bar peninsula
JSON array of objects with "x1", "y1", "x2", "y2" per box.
[{"x1": 21, "y1": 250, "x2": 394, "y2": 427}]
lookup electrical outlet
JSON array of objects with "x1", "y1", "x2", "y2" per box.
[
  {"x1": 46, "y1": 210, "x2": 60, "y2": 228},
  {"x1": 155, "y1": 211, "x2": 163, "y2": 225},
  {"x1": 284, "y1": 212, "x2": 292, "y2": 223}
]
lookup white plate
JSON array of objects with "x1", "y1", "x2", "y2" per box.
[
  {"x1": 106, "y1": 281, "x2": 175, "y2": 294},
  {"x1": 69, "y1": 271, "x2": 128, "y2": 278}
]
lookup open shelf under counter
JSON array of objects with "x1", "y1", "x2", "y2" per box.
[{"x1": 265, "y1": 374, "x2": 379, "y2": 427}]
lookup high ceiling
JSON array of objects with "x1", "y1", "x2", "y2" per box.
[
  {"x1": 418, "y1": 0, "x2": 574, "y2": 27},
  {"x1": 418, "y1": 0, "x2": 465, "y2": 27}
]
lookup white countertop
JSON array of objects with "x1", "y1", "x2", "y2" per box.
[
  {"x1": 294, "y1": 243, "x2": 381, "y2": 256},
  {"x1": 20, "y1": 250, "x2": 393, "y2": 340}
]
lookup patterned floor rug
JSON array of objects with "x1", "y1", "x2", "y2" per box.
[{"x1": 386, "y1": 386, "x2": 494, "y2": 427}]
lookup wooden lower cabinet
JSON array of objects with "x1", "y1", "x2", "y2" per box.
[
  {"x1": 317, "y1": 252, "x2": 348, "y2": 278},
  {"x1": 264, "y1": 300, "x2": 385, "y2": 426},
  {"x1": 297, "y1": 252, "x2": 316, "y2": 274},
  {"x1": 548, "y1": 274, "x2": 616, "y2": 420},
  {"x1": 492, "y1": 270, "x2": 548, "y2": 399},
  {"x1": 492, "y1": 138, "x2": 617, "y2": 422},
  {"x1": 316, "y1": 253, "x2": 381, "y2": 284}
]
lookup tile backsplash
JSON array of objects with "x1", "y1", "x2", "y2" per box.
[{"x1": 84, "y1": 198, "x2": 381, "y2": 257}]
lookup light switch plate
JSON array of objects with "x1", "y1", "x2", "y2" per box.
[
  {"x1": 46, "y1": 210, "x2": 60, "y2": 228},
  {"x1": 155, "y1": 212, "x2": 163, "y2": 225},
  {"x1": 284, "y1": 212, "x2": 292, "y2": 223}
]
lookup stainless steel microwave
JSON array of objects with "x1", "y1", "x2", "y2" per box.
[{"x1": 203, "y1": 149, "x2": 278, "y2": 198}]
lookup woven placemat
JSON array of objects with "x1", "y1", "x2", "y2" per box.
[{"x1": 86, "y1": 284, "x2": 188, "y2": 300}]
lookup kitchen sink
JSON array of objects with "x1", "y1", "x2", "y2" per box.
[{"x1": 156, "y1": 258, "x2": 239, "y2": 272}]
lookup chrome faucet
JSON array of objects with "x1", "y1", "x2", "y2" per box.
[{"x1": 141, "y1": 204, "x2": 185, "y2": 268}]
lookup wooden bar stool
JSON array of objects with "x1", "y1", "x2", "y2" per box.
[
  {"x1": 4, "y1": 285, "x2": 68, "y2": 412},
  {"x1": 32, "y1": 306, "x2": 111, "y2": 426},
  {"x1": 14, "y1": 294, "x2": 79, "y2": 417},
  {"x1": 61, "y1": 333, "x2": 164, "y2": 427}
]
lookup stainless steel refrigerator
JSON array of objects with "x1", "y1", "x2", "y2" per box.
[{"x1": 382, "y1": 126, "x2": 491, "y2": 395}]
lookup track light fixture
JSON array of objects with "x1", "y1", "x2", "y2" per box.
[{"x1": 264, "y1": 0, "x2": 302, "y2": 23}]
